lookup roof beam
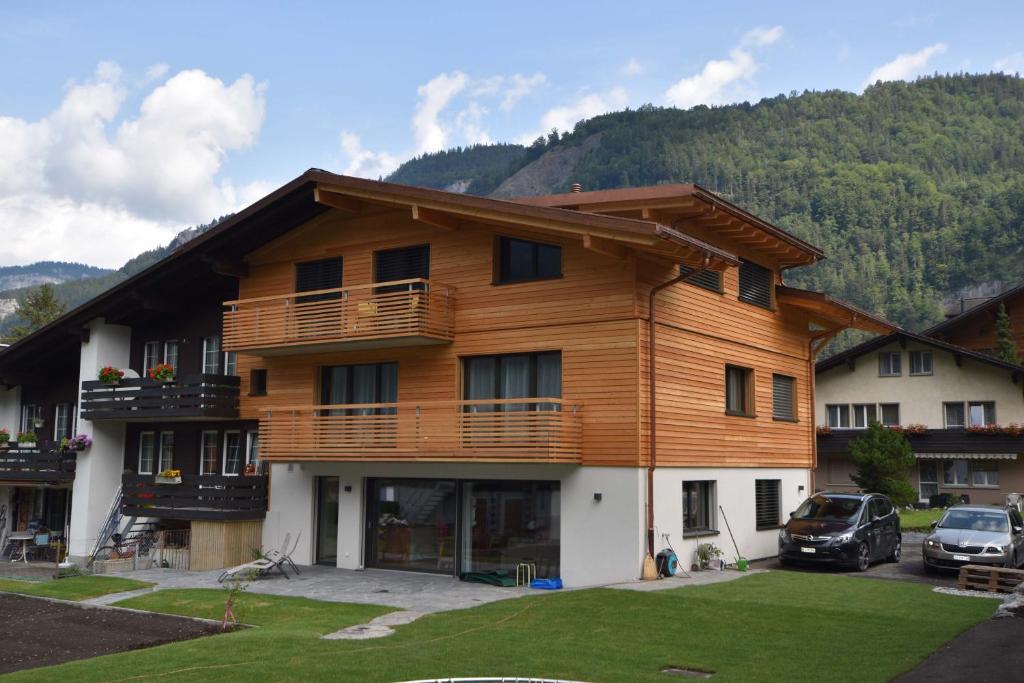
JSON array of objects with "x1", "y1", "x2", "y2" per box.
[
  {"x1": 201, "y1": 255, "x2": 249, "y2": 278},
  {"x1": 313, "y1": 187, "x2": 364, "y2": 213},
  {"x1": 411, "y1": 205, "x2": 460, "y2": 231},
  {"x1": 582, "y1": 234, "x2": 629, "y2": 260}
]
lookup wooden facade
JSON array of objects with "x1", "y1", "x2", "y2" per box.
[{"x1": 929, "y1": 287, "x2": 1024, "y2": 356}]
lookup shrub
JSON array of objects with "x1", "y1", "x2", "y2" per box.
[{"x1": 850, "y1": 422, "x2": 917, "y2": 506}]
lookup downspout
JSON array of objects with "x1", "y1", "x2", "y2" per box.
[{"x1": 646, "y1": 253, "x2": 712, "y2": 558}]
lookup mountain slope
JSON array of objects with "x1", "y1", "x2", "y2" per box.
[{"x1": 386, "y1": 74, "x2": 1024, "y2": 335}]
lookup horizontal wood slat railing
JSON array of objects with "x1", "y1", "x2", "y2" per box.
[
  {"x1": 122, "y1": 474, "x2": 268, "y2": 521},
  {"x1": 259, "y1": 398, "x2": 582, "y2": 463},
  {"x1": 81, "y1": 374, "x2": 240, "y2": 421},
  {"x1": 223, "y1": 278, "x2": 455, "y2": 352},
  {"x1": 0, "y1": 442, "x2": 76, "y2": 482}
]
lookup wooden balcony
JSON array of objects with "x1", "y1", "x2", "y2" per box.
[
  {"x1": 223, "y1": 278, "x2": 454, "y2": 356},
  {"x1": 122, "y1": 474, "x2": 268, "y2": 521},
  {"x1": 259, "y1": 398, "x2": 583, "y2": 464},
  {"x1": 0, "y1": 443, "x2": 76, "y2": 483},
  {"x1": 80, "y1": 374, "x2": 240, "y2": 422}
]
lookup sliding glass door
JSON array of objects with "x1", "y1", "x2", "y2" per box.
[
  {"x1": 366, "y1": 479, "x2": 458, "y2": 572},
  {"x1": 463, "y1": 352, "x2": 561, "y2": 411}
]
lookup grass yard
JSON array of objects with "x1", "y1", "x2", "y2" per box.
[
  {"x1": 0, "y1": 575, "x2": 152, "y2": 601},
  {"x1": 0, "y1": 571, "x2": 997, "y2": 683},
  {"x1": 900, "y1": 508, "x2": 945, "y2": 531}
]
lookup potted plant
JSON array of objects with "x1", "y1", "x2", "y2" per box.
[
  {"x1": 155, "y1": 468, "x2": 182, "y2": 484},
  {"x1": 816, "y1": 425, "x2": 832, "y2": 436},
  {"x1": 148, "y1": 363, "x2": 175, "y2": 383},
  {"x1": 60, "y1": 434, "x2": 92, "y2": 453},
  {"x1": 16, "y1": 431, "x2": 38, "y2": 448},
  {"x1": 896, "y1": 423, "x2": 928, "y2": 436},
  {"x1": 0, "y1": 428, "x2": 9, "y2": 451},
  {"x1": 243, "y1": 462, "x2": 258, "y2": 476},
  {"x1": 98, "y1": 366, "x2": 125, "y2": 385},
  {"x1": 694, "y1": 542, "x2": 724, "y2": 571}
]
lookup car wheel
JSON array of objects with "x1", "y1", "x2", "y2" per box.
[
  {"x1": 887, "y1": 536, "x2": 902, "y2": 563},
  {"x1": 855, "y1": 542, "x2": 870, "y2": 572},
  {"x1": 922, "y1": 559, "x2": 935, "y2": 575},
  {"x1": 1005, "y1": 551, "x2": 1016, "y2": 569}
]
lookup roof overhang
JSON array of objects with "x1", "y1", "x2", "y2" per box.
[
  {"x1": 915, "y1": 453, "x2": 1018, "y2": 460},
  {"x1": 775, "y1": 286, "x2": 894, "y2": 335}
]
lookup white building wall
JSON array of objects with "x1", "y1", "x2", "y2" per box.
[
  {"x1": 653, "y1": 466, "x2": 810, "y2": 567},
  {"x1": 0, "y1": 385, "x2": 20, "y2": 434},
  {"x1": 68, "y1": 318, "x2": 131, "y2": 559},
  {"x1": 816, "y1": 340, "x2": 1024, "y2": 427},
  {"x1": 264, "y1": 462, "x2": 646, "y2": 587}
]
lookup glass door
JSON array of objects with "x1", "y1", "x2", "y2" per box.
[
  {"x1": 919, "y1": 461, "x2": 939, "y2": 504},
  {"x1": 315, "y1": 477, "x2": 340, "y2": 565},
  {"x1": 366, "y1": 478, "x2": 457, "y2": 573}
]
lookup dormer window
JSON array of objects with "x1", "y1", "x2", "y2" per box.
[
  {"x1": 910, "y1": 350, "x2": 933, "y2": 376},
  {"x1": 878, "y1": 352, "x2": 901, "y2": 377}
]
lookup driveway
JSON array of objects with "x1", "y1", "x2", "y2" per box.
[{"x1": 755, "y1": 532, "x2": 960, "y2": 587}]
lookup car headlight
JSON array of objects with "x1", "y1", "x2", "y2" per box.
[
  {"x1": 834, "y1": 532, "x2": 853, "y2": 544},
  {"x1": 985, "y1": 545, "x2": 1005, "y2": 554},
  {"x1": 779, "y1": 528, "x2": 790, "y2": 542},
  {"x1": 926, "y1": 539, "x2": 938, "y2": 547}
]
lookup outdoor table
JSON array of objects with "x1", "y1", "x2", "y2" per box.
[{"x1": 8, "y1": 532, "x2": 34, "y2": 563}]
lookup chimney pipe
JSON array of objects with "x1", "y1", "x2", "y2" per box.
[{"x1": 570, "y1": 183, "x2": 582, "y2": 193}]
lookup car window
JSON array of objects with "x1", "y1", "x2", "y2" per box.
[
  {"x1": 938, "y1": 509, "x2": 1009, "y2": 532},
  {"x1": 876, "y1": 498, "x2": 893, "y2": 517},
  {"x1": 793, "y1": 495, "x2": 862, "y2": 522}
]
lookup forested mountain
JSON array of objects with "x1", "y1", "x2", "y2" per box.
[{"x1": 387, "y1": 74, "x2": 1024, "y2": 335}]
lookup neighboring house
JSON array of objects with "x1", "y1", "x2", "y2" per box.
[
  {"x1": 815, "y1": 330, "x2": 1024, "y2": 506},
  {"x1": 0, "y1": 171, "x2": 887, "y2": 583},
  {"x1": 927, "y1": 283, "x2": 1024, "y2": 356}
]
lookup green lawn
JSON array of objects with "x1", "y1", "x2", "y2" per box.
[
  {"x1": 0, "y1": 575, "x2": 152, "y2": 601},
  {"x1": 1, "y1": 571, "x2": 996, "y2": 683},
  {"x1": 900, "y1": 508, "x2": 945, "y2": 531}
]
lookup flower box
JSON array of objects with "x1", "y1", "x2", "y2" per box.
[{"x1": 154, "y1": 475, "x2": 182, "y2": 485}]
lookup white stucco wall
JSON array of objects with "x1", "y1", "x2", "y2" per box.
[
  {"x1": 0, "y1": 385, "x2": 20, "y2": 435},
  {"x1": 816, "y1": 340, "x2": 1024, "y2": 427},
  {"x1": 653, "y1": 466, "x2": 810, "y2": 567},
  {"x1": 68, "y1": 318, "x2": 131, "y2": 558},
  {"x1": 264, "y1": 462, "x2": 646, "y2": 587}
]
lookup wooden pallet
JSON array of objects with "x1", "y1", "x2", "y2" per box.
[{"x1": 957, "y1": 564, "x2": 1024, "y2": 593}]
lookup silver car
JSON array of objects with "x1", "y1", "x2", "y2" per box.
[{"x1": 923, "y1": 505, "x2": 1024, "y2": 572}]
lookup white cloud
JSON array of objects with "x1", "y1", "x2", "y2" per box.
[
  {"x1": 411, "y1": 71, "x2": 469, "y2": 154},
  {"x1": 500, "y1": 73, "x2": 547, "y2": 110},
  {"x1": 664, "y1": 26, "x2": 783, "y2": 109},
  {"x1": 516, "y1": 87, "x2": 629, "y2": 144},
  {"x1": 339, "y1": 131, "x2": 401, "y2": 179},
  {"x1": 620, "y1": 58, "x2": 644, "y2": 77},
  {"x1": 863, "y1": 43, "x2": 948, "y2": 88},
  {"x1": 994, "y1": 52, "x2": 1024, "y2": 74},
  {"x1": 455, "y1": 102, "x2": 492, "y2": 145},
  {"x1": 0, "y1": 62, "x2": 269, "y2": 267},
  {"x1": 142, "y1": 62, "x2": 169, "y2": 84}
]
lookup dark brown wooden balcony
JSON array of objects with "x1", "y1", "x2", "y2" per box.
[
  {"x1": 0, "y1": 443, "x2": 76, "y2": 482},
  {"x1": 222, "y1": 278, "x2": 454, "y2": 356},
  {"x1": 122, "y1": 474, "x2": 268, "y2": 521},
  {"x1": 81, "y1": 374, "x2": 240, "y2": 422}
]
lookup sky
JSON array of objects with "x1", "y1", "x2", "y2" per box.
[{"x1": 1, "y1": 1, "x2": 1022, "y2": 268}]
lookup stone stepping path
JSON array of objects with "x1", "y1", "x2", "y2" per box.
[{"x1": 321, "y1": 610, "x2": 426, "y2": 640}]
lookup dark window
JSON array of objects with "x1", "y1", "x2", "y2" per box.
[
  {"x1": 680, "y1": 264, "x2": 723, "y2": 293},
  {"x1": 296, "y1": 257, "x2": 343, "y2": 302},
  {"x1": 826, "y1": 404, "x2": 850, "y2": 429},
  {"x1": 738, "y1": 259, "x2": 772, "y2": 308},
  {"x1": 249, "y1": 369, "x2": 268, "y2": 396},
  {"x1": 321, "y1": 362, "x2": 398, "y2": 415},
  {"x1": 463, "y1": 352, "x2": 561, "y2": 411},
  {"x1": 944, "y1": 402, "x2": 965, "y2": 428},
  {"x1": 772, "y1": 374, "x2": 796, "y2": 421},
  {"x1": 879, "y1": 403, "x2": 900, "y2": 426},
  {"x1": 375, "y1": 244, "x2": 429, "y2": 293},
  {"x1": 909, "y1": 350, "x2": 933, "y2": 375},
  {"x1": 683, "y1": 481, "x2": 716, "y2": 535},
  {"x1": 852, "y1": 404, "x2": 876, "y2": 428},
  {"x1": 968, "y1": 401, "x2": 996, "y2": 426},
  {"x1": 496, "y1": 237, "x2": 562, "y2": 284},
  {"x1": 878, "y1": 351, "x2": 901, "y2": 376},
  {"x1": 725, "y1": 365, "x2": 754, "y2": 416},
  {"x1": 755, "y1": 479, "x2": 782, "y2": 530}
]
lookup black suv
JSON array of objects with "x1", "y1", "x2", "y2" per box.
[{"x1": 778, "y1": 492, "x2": 901, "y2": 571}]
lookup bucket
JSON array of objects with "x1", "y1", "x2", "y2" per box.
[{"x1": 736, "y1": 558, "x2": 749, "y2": 572}]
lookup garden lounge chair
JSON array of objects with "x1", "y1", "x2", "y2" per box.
[
  {"x1": 217, "y1": 531, "x2": 298, "y2": 583},
  {"x1": 264, "y1": 531, "x2": 301, "y2": 576}
]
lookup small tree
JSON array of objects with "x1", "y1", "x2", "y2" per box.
[
  {"x1": 849, "y1": 422, "x2": 917, "y2": 506},
  {"x1": 4, "y1": 283, "x2": 67, "y2": 343},
  {"x1": 995, "y1": 303, "x2": 1021, "y2": 365}
]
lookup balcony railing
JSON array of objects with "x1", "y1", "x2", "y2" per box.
[
  {"x1": 0, "y1": 443, "x2": 76, "y2": 482},
  {"x1": 122, "y1": 474, "x2": 268, "y2": 521},
  {"x1": 223, "y1": 278, "x2": 454, "y2": 355},
  {"x1": 81, "y1": 374, "x2": 240, "y2": 422},
  {"x1": 259, "y1": 398, "x2": 582, "y2": 464}
]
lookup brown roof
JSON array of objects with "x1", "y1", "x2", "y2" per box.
[{"x1": 775, "y1": 286, "x2": 895, "y2": 335}]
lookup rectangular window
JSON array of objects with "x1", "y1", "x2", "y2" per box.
[
  {"x1": 143, "y1": 341, "x2": 161, "y2": 373},
  {"x1": 972, "y1": 463, "x2": 1000, "y2": 487},
  {"x1": 968, "y1": 401, "x2": 996, "y2": 427},
  {"x1": 852, "y1": 404, "x2": 876, "y2": 428},
  {"x1": 943, "y1": 459, "x2": 969, "y2": 486},
  {"x1": 878, "y1": 352, "x2": 901, "y2": 377},
  {"x1": 771, "y1": 374, "x2": 796, "y2": 421},
  {"x1": 944, "y1": 402, "x2": 966, "y2": 429},
  {"x1": 202, "y1": 336, "x2": 222, "y2": 374},
  {"x1": 738, "y1": 259, "x2": 773, "y2": 308},
  {"x1": 20, "y1": 404, "x2": 42, "y2": 434},
  {"x1": 683, "y1": 481, "x2": 716, "y2": 535},
  {"x1": 163, "y1": 341, "x2": 179, "y2": 370},
  {"x1": 138, "y1": 432, "x2": 156, "y2": 474},
  {"x1": 53, "y1": 404, "x2": 72, "y2": 441},
  {"x1": 295, "y1": 257, "x2": 343, "y2": 302},
  {"x1": 246, "y1": 430, "x2": 260, "y2": 468},
  {"x1": 200, "y1": 430, "x2": 219, "y2": 475},
  {"x1": 223, "y1": 431, "x2": 243, "y2": 476},
  {"x1": 755, "y1": 479, "x2": 782, "y2": 530},
  {"x1": 879, "y1": 403, "x2": 900, "y2": 426},
  {"x1": 725, "y1": 365, "x2": 754, "y2": 416},
  {"x1": 223, "y1": 351, "x2": 237, "y2": 376},
  {"x1": 321, "y1": 362, "x2": 399, "y2": 415},
  {"x1": 909, "y1": 350, "x2": 933, "y2": 376},
  {"x1": 463, "y1": 352, "x2": 562, "y2": 411},
  {"x1": 680, "y1": 264, "x2": 723, "y2": 293},
  {"x1": 375, "y1": 244, "x2": 430, "y2": 292},
  {"x1": 157, "y1": 432, "x2": 174, "y2": 473},
  {"x1": 495, "y1": 236, "x2": 562, "y2": 284},
  {"x1": 826, "y1": 404, "x2": 850, "y2": 429},
  {"x1": 249, "y1": 368, "x2": 268, "y2": 396}
]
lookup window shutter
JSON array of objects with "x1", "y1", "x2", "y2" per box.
[
  {"x1": 680, "y1": 265, "x2": 723, "y2": 292},
  {"x1": 738, "y1": 259, "x2": 772, "y2": 308},
  {"x1": 295, "y1": 258, "x2": 343, "y2": 301},
  {"x1": 772, "y1": 374, "x2": 795, "y2": 420},
  {"x1": 375, "y1": 245, "x2": 430, "y2": 292},
  {"x1": 755, "y1": 479, "x2": 781, "y2": 529}
]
